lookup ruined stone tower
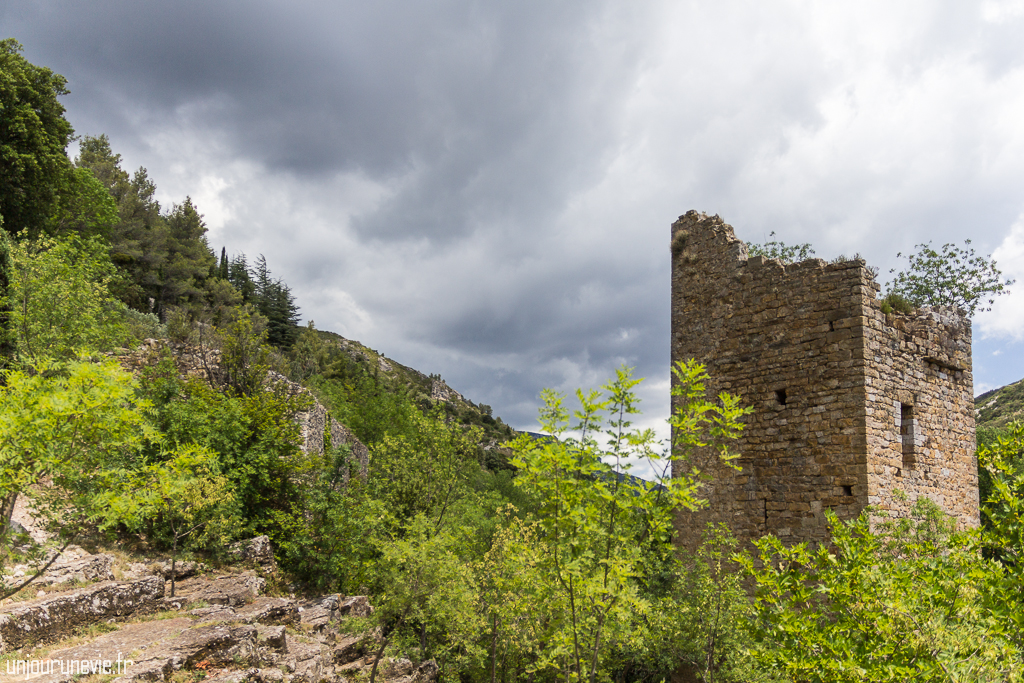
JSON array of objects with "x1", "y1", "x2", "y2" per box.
[{"x1": 671, "y1": 211, "x2": 979, "y2": 549}]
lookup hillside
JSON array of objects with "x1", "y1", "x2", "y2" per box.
[
  {"x1": 301, "y1": 328, "x2": 517, "y2": 464},
  {"x1": 975, "y1": 377, "x2": 1024, "y2": 434}
]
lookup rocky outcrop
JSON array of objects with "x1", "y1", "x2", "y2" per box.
[
  {"x1": 229, "y1": 536, "x2": 278, "y2": 572},
  {"x1": 0, "y1": 535, "x2": 434, "y2": 683},
  {"x1": 0, "y1": 576, "x2": 162, "y2": 651},
  {"x1": 116, "y1": 342, "x2": 369, "y2": 482}
]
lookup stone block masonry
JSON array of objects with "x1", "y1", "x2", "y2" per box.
[{"x1": 671, "y1": 211, "x2": 978, "y2": 550}]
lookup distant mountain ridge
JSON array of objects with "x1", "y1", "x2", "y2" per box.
[{"x1": 975, "y1": 378, "x2": 1024, "y2": 433}]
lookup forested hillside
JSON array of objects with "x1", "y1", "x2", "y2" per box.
[{"x1": 5, "y1": 37, "x2": 1024, "y2": 683}]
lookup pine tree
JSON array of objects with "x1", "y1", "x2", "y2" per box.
[
  {"x1": 218, "y1": 247, "x2": 229, "y2": 280},
  {"x1": 227, "y1": 253, "x2": 255, "y2": 303}
]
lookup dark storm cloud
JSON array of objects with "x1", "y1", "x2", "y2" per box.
[
  {"x1": 6, "y1": 1, "x2": 642, "y2": 242},
  {"x1": 5, "y1": 1, "x2": 1024, "y2": 438}
]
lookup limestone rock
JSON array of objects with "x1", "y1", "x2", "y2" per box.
[
  {"x1": 229, "y1": 536, "x2": 278, "y2": 571},
  {"x1": 165, "y1": 572, "x2": 266, "y2": 609},
  {"x1": 0, "y1": 575, "x2": 162, "y2": 651}
]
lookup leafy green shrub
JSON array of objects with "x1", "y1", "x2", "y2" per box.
[
  {"x1": 748, "y1": 231, "x2": 815, "y2": 264},
  {"x1": 7, "y1": 234, "x2": 130, "y2": 359},
  {"x1": 880, "y1": 292, "x2": 914, "y2": 315},
  {"x1": 123, "y1": 307, "x2": 166, "y2": 340},
  {"x1": 739, "y1": 499, "x2": 1020, "y2": 682}
]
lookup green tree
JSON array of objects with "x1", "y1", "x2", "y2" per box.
[
  {"x1": 739, "y1": 499, "x2": 1020, "y2": 682},
  {"x1": 887, "y1": 240, "x2": 1014, "y2": 315},
  {"x1": 0, "y1": 356, "x2": 153, "y2": 542},
  {"x1": 219, "y1": 305, "x2": 272, "y2": 396},
  {"x1": 74, "y1": 135, "x2": 168, "y2": 311},
  {"x1": 156, "y1": 197, "x2": 216, "y2": 317},
  {"x1": 978, "y1": 420, "x2": 1024, "y2": 652},
  {"x1": 506, "y1": 361, "x2": 749, "y2": 683},
  {"x1": 250, "y1": 254, "x2": 300, "y2": 347},
  {"x1": 46, "y1": 166, "x2": 119, "y2": 239},
  {"x1": 632, "y1": 525, "x2": 763, "y2": 683},
  {"x1": 0, "y1": 39, "x2": 74, "y2": 237},
  {"x1": 0, "y1": 220, "x2": 13, "y2": 369},
  {"x1": 7, "y1": 234, "x2": 130, "y2": 359},
  {"x1": 94, "y1": 444, "x2": 234, "y2": 596}
]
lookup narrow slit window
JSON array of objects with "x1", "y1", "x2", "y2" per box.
[
  {"x1": 900, "y1": 403, "x2": 916, "y2": 466},
  {"x1": 775, "y1": 389, "x2": 787, "y2": 406}
]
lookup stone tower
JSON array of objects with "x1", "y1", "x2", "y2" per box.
[{"x1": 671, "y1": 211, "x2": 979, "y2": 549}]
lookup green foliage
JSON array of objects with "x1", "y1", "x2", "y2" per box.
[
  {"x1": 372, "y1": 516, "x2": 486, "y2": 680},
  {"x1": 503, "y1": 362, "x2": 749, "y2": 683},
  {"x1": 979, "y1": 421, "x2": 1024, "y2": 645},
  {"x1": 156, "y1": 197, "x2": 217, "y2": 317},
  {"x1": 0, "y1": 357, "x2": 152, "y2": 538},
  {"x1": 287, "y1": 321, "x2": 341, "y2": 382},
  {"x1": 273, "y1": 447, "x2": 388, "y2": 594},
  {"x1": 0, "y1": 39, "x2": 74, "y2": 237},
  {"x1": 976, "y1": 379, "x2": 1024, "y2": 435},
  {"x1": 631, "y1": 525, "x2": 763, "y2": 683},
  {"x1": 47, "y1": 166, "x2": 119, "y2": 239},
  {"x1": 880, "y1": 292, "x2": 913, "y2": 315},
  {"x1": 739, "y1": 499, "x2": 1020, "y2": 682},
  {"x1": 219, "y1": 306, "x2": 272, "y2": 396},
  {"x1": 6, "y1": 234, "x2": 130, "y2": 359},
  {"x1": 93, "y1": 444, "x2": 234, "y2": 595},
  {"x1": 250, "y1": 254, "x2": 300, "y2": 348},
  {"x1": 747, "y1": 232, "x2": 816, "y2": 264},
  {"x1": 369, "y1": 408, "x2": 481, "y2": 526},
  {"x1": 139, "y1": 369, "x2": 309, "y2": 537},
  {"x1": 0, "y1": 222, "x2": 13, "y2": 367},
  {"x1": 887, "y1": 240, "x2": 1014, "y2": 316}
]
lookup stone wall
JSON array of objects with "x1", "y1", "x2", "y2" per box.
[{"x1": 670, "y1": 211, "x2": 978, "y2": 550}]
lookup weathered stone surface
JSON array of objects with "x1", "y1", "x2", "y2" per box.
[
  {"x1": 0, "y1": 576, "x2": 162, "y2": 651},
  {"x1": 256, "y1": 624, "x2": 287, "y2": 653},
  {"x1": 165, "y1": 573, "x2": 266, "y2": 609},
  {"x1": 297, "y1": 595, "x2": 340, "y2": 631},
  {"x1": 229, "y1": 536, "x2": 277, "y2": 571},
  {"x1": 336, "y1": 595, "x2": 372, "y2": 618},
  {"x1": 122, "y1": 623, "x2": 259, "y2": 681},
  {"x1": 279, "y1": 638, "x2": 331, "y2": 683},
  {"x1": 154, "y1": 560, "x2": 208, "y2": 580},
  {"x1": 333, "y1": 634, "x2": 370, "y2": 665},
  {"x1": 236, "y1": 598, "x2": 299, "y2": 626},
  {"x1": 4, "y1": 552, "x2": 114, "y2": 588},
  {"x1": 671, "y1": 211, "x2": 979, "y2": 550},
  {"x1": 0, "y1": 617, "x2": 192, "y2": 683}
]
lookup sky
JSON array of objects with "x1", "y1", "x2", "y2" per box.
[{"x1": 5, "y1": 1, "x2": 1024, "y2": 464}]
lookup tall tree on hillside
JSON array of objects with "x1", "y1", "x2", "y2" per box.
[
  {"x1": 46, "y1": 166, "x2": 119, "y2": 240},
  {"x1": 250, "y1": 255, "x2": 300, "y2": 347},
  {"x1": 228, "y1": 253, "x2": 255, "y2": 303},
  {"x1": 74, "y1": 135, "x2": 168, "y2": 311},
  {"x1": 156, "y1": 198, "x2": 216, "y2": 317},
  {"x1": 0, "y1": 39, "x2": 75, "y2": 237},
  {"x1": 218, "y1": 247, "x2": 229, "y2": 280}
]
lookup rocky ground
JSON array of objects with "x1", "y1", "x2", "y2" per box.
[{"x1": 0, "y1": 539, "x2": 436, "y2": 683}]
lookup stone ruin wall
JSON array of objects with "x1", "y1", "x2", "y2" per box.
[
  {"x1": 863, "y1": 307, "x2": 978, "y2": 525},
  {"x1": 670, "y1": 210, "x2": 978, "y2": 550}
]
